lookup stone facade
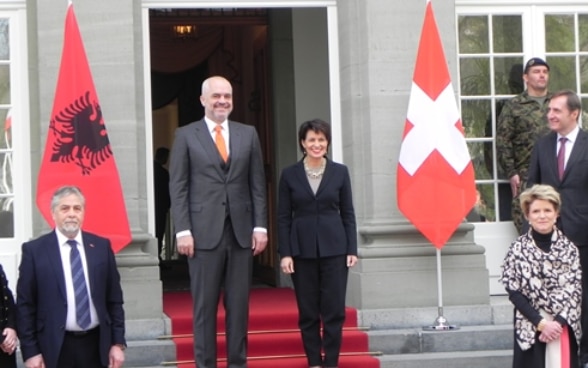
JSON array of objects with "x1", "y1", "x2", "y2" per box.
[{"x1": 21, "y1": 0, "x2": 490, "y2": 364}]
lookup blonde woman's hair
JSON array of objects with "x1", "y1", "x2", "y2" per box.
[{"x1": 519, "y1": 184, "x2": 561, "y2": 217}]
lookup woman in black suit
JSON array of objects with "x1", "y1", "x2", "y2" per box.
[
  {"x1": 278, "y1": 119, "x2": 358, "y2": 368},
  {"x1": 0, "y1": 263, "x2": 17, "y2": 368}
]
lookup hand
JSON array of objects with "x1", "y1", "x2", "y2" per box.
[
  {"x1": 509, "y1": 174, "x2": 521, "y2": 198},
  {"x1": 108, "y1": 345, "x2": 125, "y2": 368},
  {"x1": 0, "y1": 327, "x2": 17, "y2": 354},
  {"x1": 538, "y1": 320, "x2": 563, "y2": 343},
  {"x1": 176, "y1": 235, "x2": 195, "y2": 258},
  {"x1": 281, "y1": 257, "x2": 294, "y2": 274},
  {"x1": 252, "y1": 231, "x2": 268, "y2": 256},
  {"x1": 347, "y1": 255, "x2": 358, "y2": 268},
  {"x1": 25, "y1": 354, "x2": 45, "y2": 368}
]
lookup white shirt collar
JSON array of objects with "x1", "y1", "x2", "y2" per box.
[
  {"x1": 204, "y1": 117, "x2": 228, "y2": 134},
  {"x1": 55, "y1": 229, "x2": 83, "y2": 247}
]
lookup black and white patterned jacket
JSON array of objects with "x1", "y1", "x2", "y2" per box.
[{"x1": 501, "y1": 228, "x2": 582, "y2": 350}]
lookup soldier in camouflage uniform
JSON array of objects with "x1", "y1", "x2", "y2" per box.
[{"x1": 496, "y1": 57, "x2": 552, "y2": 233}]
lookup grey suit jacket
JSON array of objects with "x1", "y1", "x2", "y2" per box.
[
  {"x1": 527, "y1": 128, "x2": 588, "y2": 247},
  {"x1": 169, "y1": 119, "x2": 267, "y2": 249}
]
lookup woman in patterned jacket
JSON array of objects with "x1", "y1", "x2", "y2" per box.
[
  {"x1": 501, "y1": 184, "x2": 581, "y2": 368},
  {"x1": 0, "y1": 263, "x2": 17, "y2": 368}
]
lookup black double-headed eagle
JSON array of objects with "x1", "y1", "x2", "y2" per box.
[{"x1": 49, "y1": 91, "x2": 112, "y2": 175}]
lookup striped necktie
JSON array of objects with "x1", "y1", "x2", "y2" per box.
[{"x1": 67, "y1": 240, "x2": 91, "y2": 330}]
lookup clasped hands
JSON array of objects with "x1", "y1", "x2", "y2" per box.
[
  {"x1": 538, "y1": 319, "x2": 563, "y2": 344},
  {"x1": 1, "y1": 327, "x2": 17, "y2": 355}
]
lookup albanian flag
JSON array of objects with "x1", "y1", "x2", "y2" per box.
[{"x1": 36, "y1": 3, "x2": 131, "y2": 253}]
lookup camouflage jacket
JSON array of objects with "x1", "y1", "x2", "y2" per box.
[{"x1": 496, "y1": 90, "x2": 552, "y2": 181}]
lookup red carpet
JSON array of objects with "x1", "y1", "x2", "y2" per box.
[{"x1": 163, "y1": 288, "x2": 380, "y2": 368}]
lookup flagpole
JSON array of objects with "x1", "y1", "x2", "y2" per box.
[{"x1": 423, "y1": 249, "x2": 459, "y2": 331}]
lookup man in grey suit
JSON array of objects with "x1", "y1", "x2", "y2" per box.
[
  {"x1": 169, "y1": 75, "x2": 268, "y2": 368},
  {"x1": 527, "y1": 89, "x2": 588, "y2": 366}
]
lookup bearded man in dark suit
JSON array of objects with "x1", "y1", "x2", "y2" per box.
[{"x1": 16, "y1": 185, "x2": 126, "y2": 368}]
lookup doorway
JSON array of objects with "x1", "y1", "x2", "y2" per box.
[
  {"x1": 149, "y1": 8, "x2": 277, "y2": 287},
  {"x1": 145, "y1": 3, "x2": 338, "y2": 288}
]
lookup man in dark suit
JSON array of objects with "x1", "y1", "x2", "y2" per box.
[
  {"x1": 16, "y1": 186, "x2": 126, "y2": 368},
  {"x1": 169, "y1": 75, "x2": 268, "y2": 368},
  {"x1": 527, "y1": 89, "x2": 588, "y2": 366},
  {"x1": 153, "y1": 147, "x2": 170, "y2": 263}
]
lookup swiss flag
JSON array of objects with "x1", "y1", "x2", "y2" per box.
[
  {"x1": 36, "y1": 3, "x2": 131, "y2": 253},
  {"x1": 397, "y1": 0, "x2": 476, "y2": 249}
]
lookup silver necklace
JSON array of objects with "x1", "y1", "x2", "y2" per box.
[{"x1": 304, "y1": 158, "x2": 326, "y2": 179}]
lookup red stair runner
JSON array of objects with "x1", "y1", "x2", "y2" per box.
[{"x1": 163, "y1": 288, "x2": 380, "y2": 368}]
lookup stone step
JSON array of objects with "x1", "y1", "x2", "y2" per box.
[
  {"x1": 367, "y1": 321, "x2": 514, "y2": 368},
  {"x1": 378, "y1": 349, "x2": 512, "y2": 368},
  {"x1": 368, "y1": 324, "x2": 513, "y2": 354},
  {"x1": 15, "y1": 339, "x2": 176, "y2": 368},
  {"x1": 124, "y1": 339, "x2": 176, "y2": 367}
]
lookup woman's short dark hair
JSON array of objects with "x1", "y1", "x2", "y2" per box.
[{"x1": 298, "y1": 119, "x2": 331, "y2": 154}]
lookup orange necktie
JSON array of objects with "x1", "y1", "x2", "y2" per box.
[{"x1": 214, "y1": 125, "x2": 228, "y2": 162}]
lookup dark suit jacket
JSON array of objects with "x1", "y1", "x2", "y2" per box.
[
  {"x1": 0, "y1": 264, "x2": 16, "y2": 366},
  {"x1": 154, "y1": 161, "x2": 170, "y2": 239},
  {"x1": 16, "y1": 231, "x2": 125, "y2": 368},
  {"x1": 0, "y1": 264, "x2": 15, "y2": 338},
  {"x1": 278, "y1": 159, "x2": 357, "y2": 259},
  {"x1": 169, "y1": 119, "x2": 267, "y2": 249},
  {"x1": 527, "y1": 129, "x2": 588, "y2": 247}
]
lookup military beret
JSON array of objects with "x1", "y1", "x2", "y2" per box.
[{"x1": 524, "y1": 57, "x2": 549, "y2": 73}]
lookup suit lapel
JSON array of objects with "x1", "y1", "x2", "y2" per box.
[
  {"x1": 564, "y1": 129, "x2": 588, "y2": 181},
  {"x1": 46, "y1": 232, "x2": 67, "y2": 300},
  {"x1": 227, "y1": 121, "x2": 242, "y2": 178},
  {"x1": 544, "y1": 133, "x2": 560, "y2": 181},
  {"x1": 82, "y1": 232, "x2": 98, "y2": 294},
  {"x1": 193, "y1": 120, "x2": 225, "y2": 178},
  {"x1": 293, "y1": 159, "x2": 333, "y2": 197},
  {"x1": 315, "y1": 159, "x2": 334, "y2": 197},
  {"x1": 294, "y1": 160, "x2": 316, "y2": 197}
]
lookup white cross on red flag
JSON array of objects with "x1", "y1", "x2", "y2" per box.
[{"x1": 397, "y1": 0, "x2": 476, "y2": 249}]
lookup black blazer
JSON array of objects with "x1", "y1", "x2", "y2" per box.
[
  {"x1": 527, "y1": 129, "x2": 588, "y2": 247},
  {"x1": 0, "y1": 264, "x2": 15, "y2": 337},
  {"x1": 16, "y1": 231, "x2": 125, "y2": 368},
  {"x1": 278, "y1": 159, "x2": 357, "y2": 259}
]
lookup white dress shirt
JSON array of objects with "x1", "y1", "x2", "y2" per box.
[
  {"x1": 205, "y1": 117, "x2": 230, "y2": 156},
  {"x1": 56, "y1": 229, "x2": 99, "y2": 331},
  {"x1": 557, "y1": 125, "x2": 579, "y2": 170}
]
